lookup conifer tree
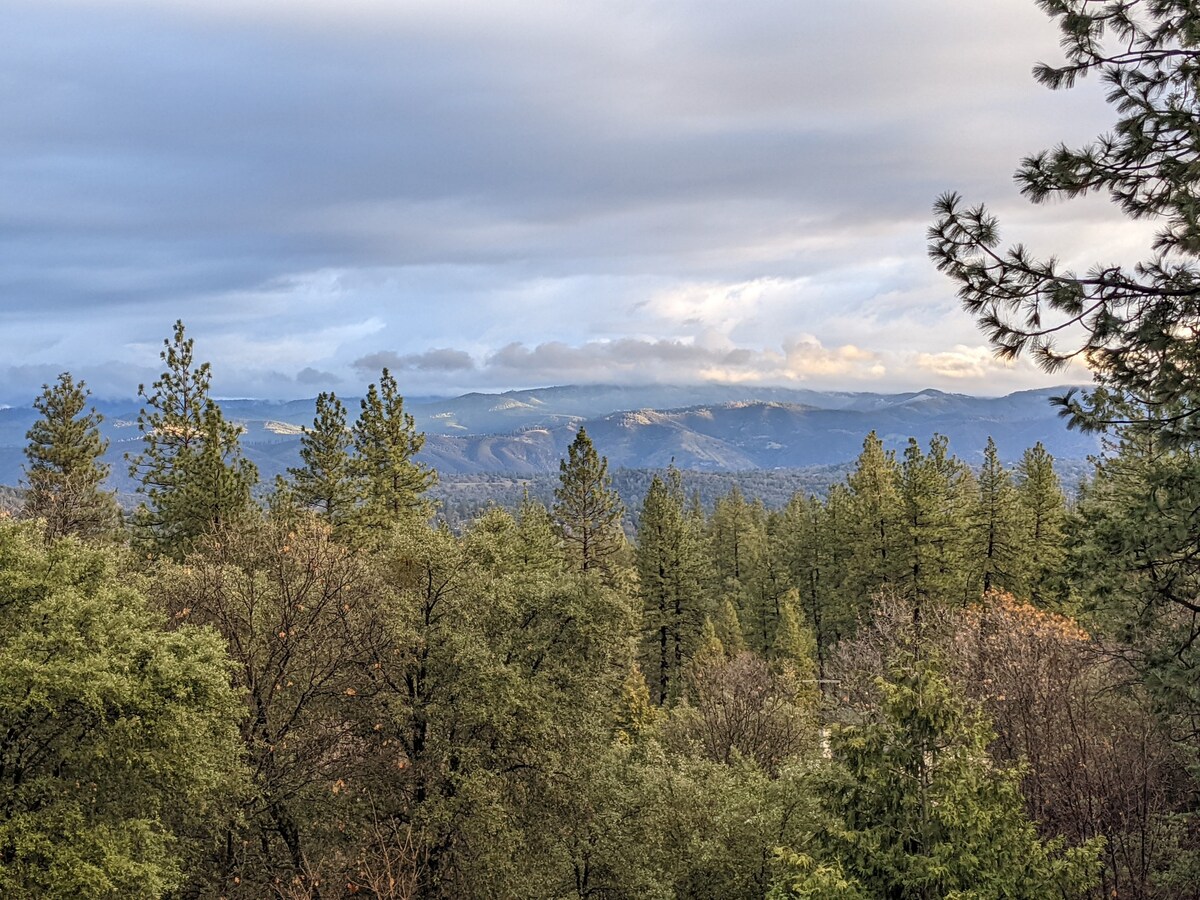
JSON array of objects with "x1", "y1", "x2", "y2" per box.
[
  {"x1": 128, "y1": 321, "x2": 257, "y2": 558},
  {"x1": 897, "y1": 435, "x2": 974, "y2": 610},
  {"x1": 21, "y1": 372, "x2": 120, "y2": 541},
  {"x1": 843, "y1": 431, "x2": 904, "y2": 596},
  {"x1": 707, "y1": 486, "x2": 769, "y2": 650},
  {"x1": 351, "y1": 368, "x2": 435, "y2": 532},
  {"x1": 288, "y1": 391, "x2": 355, "y2": 526},
  {"x1": 969, "y1": 436, "x2": 1023, "y2": 596},
  {"x1": 636, "y1": 468, "x2": 709, "y2": 705},
  {"x1": 774, "y1": 655, "x2": 1100, "y2": 899},
  {"x1": 553, "y1": 427, "x2": 625, "y2": 576},
  {"x1": 774, "y1": 492, "x2": 842, "y2": 679},
  {"x1": 712, "y1": 597, "x2": 747, "y2": 657},
  {"x1": 1015, "y1": 442, "x2": 1067, "y2": 605}
]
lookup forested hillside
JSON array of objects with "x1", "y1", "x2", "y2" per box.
[
  {"x1": 9, "y1": 2, "x2": 1200, "y2": 898},
  {"x1": 0, "y1": 319, "x2": 1192, "y2": 899}
]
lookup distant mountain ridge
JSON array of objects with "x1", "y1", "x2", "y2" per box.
[{"x1": 0, "y1": 384, "x2": 1099, "y2": 490}]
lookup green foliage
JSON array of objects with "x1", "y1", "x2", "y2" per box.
[
  {"x1": 1014, "y1": 442, "x2": 1068, "y2": 605},
  {"x1": 896, "y1": 435, "x2": 975, "y2": 607},
  {"x1": 553, "y1": 427, "x2": 626, "y2": 577},
  {"x1": 352, "y1": 367, "x2": 436, "y2": 534},
  {"x1": 636, "y1": 468, "x2": 712, "y2": 704},
  {"x1": 128, "y1": 321, "x2": 257, "y2": 559},
  {"x1": 928, "y1": 1, "x2": 1200, "y2": 442},
  {"x1": 0, "y1": 522, "x2": 245, "y2": 897},
  {"x1": 967, "y1": 437, "x2": 1024, "y2": 596},
  {"x1": 21, "y1": 373, "x2": 120, "y2": 542},
  {"x1": 776, "y1": 655, "x2": 1101, "y2": 899},
  {"x1": 288, "y1": 390, "x2": 356, "y2": 527}
]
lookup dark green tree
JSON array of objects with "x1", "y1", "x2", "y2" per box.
[
  {"x1": 928, "y1": 2, "x2": 1200, "y2": 443},
  {"x1": 896, "y1": 435, "x2": 974, "y2": 610},
  {"x1": 636, "y1": 467, "x2": 710, "y2": 705},
  {"x1": 21, "y1": 373, "x2": 120, "y2": 541},
  {"x1": 968, "y1": 436, "x2": 1024, "y2": 596},
  {"x1": 1014, "y1": 441, "x2": 1068, "y2": 605},
  {"x1": 773, "y1": 656, "x2": 1101, "y2": 899},
  {"x1": 553, "y1": 427, "x2": 625, "y2": 576},
  {"x1": 127, "y1": 321, "x2": 257, "y2": 558},
  {"x1": 352, "y1": 368, "x2": 435, "y2": 533},
  {"x1": 288, "y1": 390, "x2": 356, "y2": 526}
]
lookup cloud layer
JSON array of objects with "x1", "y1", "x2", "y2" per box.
[{"x1": 0, "y1": 0, "x2": 1137, "y2": 401}]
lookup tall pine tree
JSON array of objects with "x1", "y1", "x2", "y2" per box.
[
  {"x1": 127, "y1": 321, "x2": 257, "y2": 558},
  {"x1": 288, "y1": 391, "x2": 355, "y2": 527},
  {"x1": 636, "y1": 467, "x2": 709, "y2": 705},
  {"x1": 351, "y1": 368, "x2": 435, "y2": 533},
  {"x1": 22, "y1": 373, "x2": 120, "y2": 541},
  {"x1": 553, "y1": 427, "x2": 625, "y2": 577}
]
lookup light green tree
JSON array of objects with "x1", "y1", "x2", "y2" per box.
[
  {"x1": 127, "y1": 321, "x2": 257, "y2": 558},
  {"x1": 21, "y1": 372, "x2": 120, "y2": 541},
  {"x1": 288, "y1": 390, "x2": 356, "y2": 527},
  {"x1": 0, "y1": 522, "x2": 245, "y2": 898},
  {"x1": 553, "y1": 427, "x2": 625, "y2": 577},
  {"x1": 843, "y1": 431, "x2": 904, "y2": 598},
  {"x1": 1014, "y1": 442, "x2": 1067, "y2": 605},
  {"x1": 352, "y1": 368, "x2": 435, "y2": 533}
]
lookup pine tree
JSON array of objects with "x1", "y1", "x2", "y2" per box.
[
  {"x1": 969, "y1": 436, "x2": 1023, "y2": 597},
  {"x1": 774, "y1": 656, "x2": 1100, "y2": 899},
  {"x1": 896, "y1": 435, "x2": 974, "y2": 611},
  {"x1": 774, "y1": 491, "x2": 843, "y2": 679},
  {"x1": 127, "y1": 321, "x2": 257, "y2": 558},
  {"x1": 707, "y1": 486, "x2": 769, "y2": 651},
  {"x1": 843, "y1": 431, "x2": 904, "y2": 596},
  {"x1": 553, "y1": 427, "x2": 625, "y2": 576},
  {"x1": 288, "y1": 391, "x2": 355, "y2": 526},
  {"x1": 351, "y1": 368, "x2": 435, "y2": 533},
  {"x1": 21, "y1": 372, "x2": 120, "y2": 541},
  {"x1": 636, "y1": 468, "x2": 709, "y2": 705},
  {"x1": 1014, "y1": 442, "x2": 1067, "y2": 605},
  {"x1": 928, "y1": 3, "x2": 1200, "y2": 445}
]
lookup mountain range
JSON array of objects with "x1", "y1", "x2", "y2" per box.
[{"x1": 0, "y1": 383, "x2": 1100, "y2": 493}]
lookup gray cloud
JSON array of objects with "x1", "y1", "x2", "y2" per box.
[
  {"x1": 353, "y1": 348, "x2": 476, "y2": 373},
  {"x1": 0, "y1": 0, "x2": 1129, "y2": 399}
]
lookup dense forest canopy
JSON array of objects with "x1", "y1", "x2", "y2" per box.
[{"x1": 7, "y1": 1, "x2": 1200, "y2": 897}]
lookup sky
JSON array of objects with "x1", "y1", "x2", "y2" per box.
[{"x1": 0, "y1": 0, "x2": 1152, "y2": 402}]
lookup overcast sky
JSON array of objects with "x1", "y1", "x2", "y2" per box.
[{"x1": 0, "y1": 0, "x2": 1148, "y2": 402}]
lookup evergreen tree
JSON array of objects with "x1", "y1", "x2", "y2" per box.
[
  {"x1": 288, "y1": 391, "x2": 355, "y2": 526},
  {"x1": 553, "y1": 427, "x2": 625, "y2": 576},
  {"x1": 774, "y1": 656, "x2": 1101, "y2": 899},
  {"x1": 21, "y1": 372, "x2": 120, "y2": 541},
  {"x1": 127, "y1": 321, "x2": 257, "y2": 558},
  {"x1": 897, "y1": 435, "x2": 973, "y2": 611},
  {"x1": 707, "y1": 486, "x2": 769, "y2": 651},
  {"x1": 1014, "y1": 442, "x2": 1067, "y2": 605},
  {"x1": 773, "y1": 492, "x2": 840, "y2": 678},
  {"x1": 636, "y1": 468, "x2": 709, "y2": 705},
  {"x1": 929, "y1": 2, "x2": 1200, "y2": 444},
  {"x1": 843, "y1": 431, "x2": 904, "y2": 597},
  {"x1": 352, "y1": 368, "x2": 436, "y2": 533},
  {"x1": 969, "y1": 436, "x2": 1023, "y2": 596}
]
